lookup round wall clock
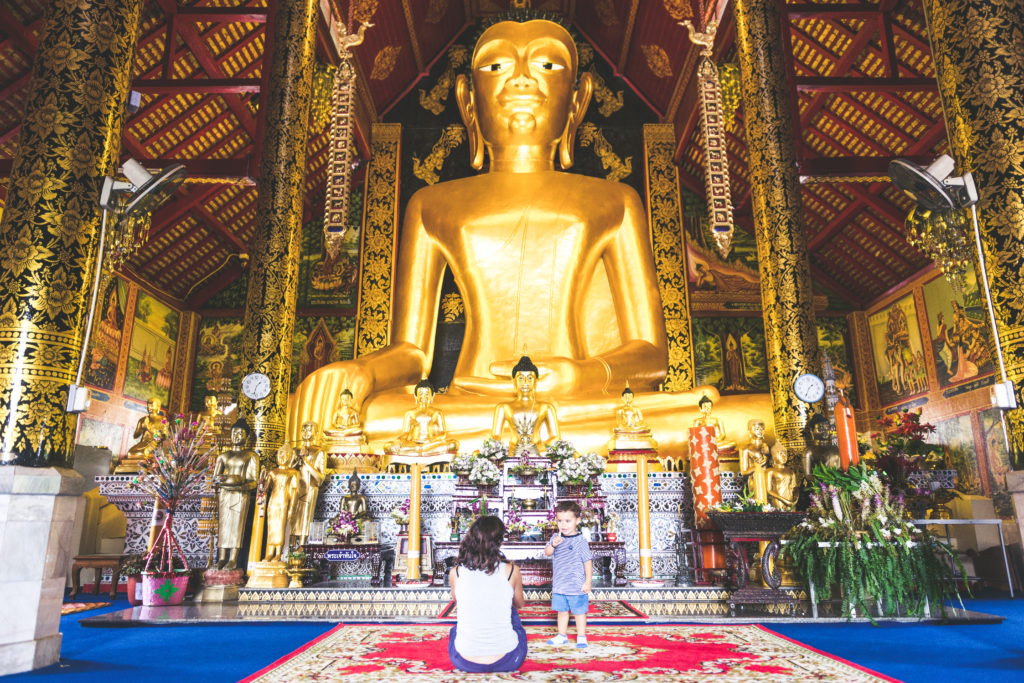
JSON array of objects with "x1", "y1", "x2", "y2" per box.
[
  {"x1": 793, "y1": 373, "x2": 825, "y2": 403},
  {"x1": 241, "y1": 372, "x2": 271, "y2": 400}
]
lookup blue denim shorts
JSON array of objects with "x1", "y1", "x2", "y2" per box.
[{"x1": 551, "y1": 592, "x2": 589, "y2": 615}]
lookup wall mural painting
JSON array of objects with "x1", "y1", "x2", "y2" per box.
[
  {"x1": 979, "y1": 407, "x2": 1014, "y2": 517},
  {"x1": 868, "y1": 295, "x2": 927, "y2": 406},
  {"x1": 76, "y1": 416, "x2": 125, "y2": 461},
  {"x1": 123, "y1": 292, "x2": 179, "y2": 405},
  {"x1": 692, "y1": 317, "x2": 768, "y2": 394},
  {"x1": 84, "y1": 277, "x2": 128, "y2": 391},
  {"x1": 817, "y1": 317, "x2": 857, "y2": 408},
  {"x1": 190, "y1": 317, "x2": 243, "y2": 412},
  {"x1": 921, "y1": 270, "x2": 993, "y2": 387},
  {"x1": 291, "y1": 316, "x2": 356, "y2": 392},
  {"x1": 929, "y1": 413, "x2": 982, "y2": 495}
]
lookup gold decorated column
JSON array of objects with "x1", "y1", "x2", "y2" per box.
[
  {"x1": 923, "y1": 0, "x2": 1024, "y2": 468},
  {"x1": 239, "y1": 0, "x2": 319, "y2": 465},
  {"x1": 635, "y1": 454, "x2": 654, "y2": 580},
  {"x1": 734, "y1": 0, "x2": 821, "y2": 454},
  {"x1": 0, "y1": 0, "x2": 142, "y2": 466},
  {"x1": 405, "y1": 463, "x2": 423, "y2": 581}
]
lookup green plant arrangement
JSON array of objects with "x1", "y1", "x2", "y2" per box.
[{"x1": 781, "y1": 464, "x2": 964, "y2": 621}]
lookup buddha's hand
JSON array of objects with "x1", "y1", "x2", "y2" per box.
[{"x1": 290, "y1": 360, "x2": 373, "y2": 442}]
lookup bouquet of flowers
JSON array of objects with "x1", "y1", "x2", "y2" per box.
[
  {"x1": 450, "y1": 452, "x2": 475, "y2": 474},
  {"x1": 330, "y1": 510, "x2": 359, "y2": 538},
  {"x1": 555, "y1": 451, "x2": 605, "y2": 484},
  {"x1": 478, "y1": 437, "x2": 509, "y2": 463},
  {"x1": 390, "y1": 498, "x2": 411, "y2": 525},
  {"x1": 505, "y1": 499, "x2": 527, "y2": 539},
  {"x1": 468, "y1": 456, "x2": 502, "y2": 485},
  {"x1": 544, "y1": 439, "x2": 576, "y2": 462},
  {"x1": 866, "y1": 409, "x2": 942, "y2": 492},
  {"x1": 711, "y1": 487, "x2": 776, "y2": 513}
]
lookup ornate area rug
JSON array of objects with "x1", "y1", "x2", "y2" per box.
[
  {"x1": 242, "y1": 624, "x2": 898, "y2": 682},
  {"x1": 61, "y1": 601, "x2": 112, "y2": 615},
  {"x1": 438, "y1": 600, "x2": 648, "y2": 620}
]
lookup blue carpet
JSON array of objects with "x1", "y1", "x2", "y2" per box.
[{"x1": 10, "y1": 593, "x2": 1021, "y2": 682}]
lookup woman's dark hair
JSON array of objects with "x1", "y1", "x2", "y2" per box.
[{"x1": 457, "y1": 515, "x2": 506, "y2": 574}]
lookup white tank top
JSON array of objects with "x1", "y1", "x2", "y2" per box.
[{"x1": 453, "y1": 562, "x2": 517, "y2": 657}]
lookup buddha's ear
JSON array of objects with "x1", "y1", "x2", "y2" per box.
[
  {"x1": 558, "y1": 71, "x2": 593, "y2": 169},
  {"x1": 456, "y1": 74, "x2": 485, "y2": 170}
]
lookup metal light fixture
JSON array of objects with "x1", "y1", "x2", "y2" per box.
[
  {"x1": 889, "y1": 154, "x2": 1016, "y2": 410},
  {"x1": 66, "y1": 159, "x2": 185, "y2": 413}
]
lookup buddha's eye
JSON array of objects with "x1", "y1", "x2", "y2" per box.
[
  {"x1": 533, "y1": 59, "x2": 564, "y2": 71},
  {"x1": 479, "y1": 60, "x2": 512, "y2": 73}
]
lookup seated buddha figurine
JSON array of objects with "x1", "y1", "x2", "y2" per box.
[
  {"x1": 287, "y1": 15, "x2": 771, "y2": 457},
  {"x1": 323, "y1": 388, "x2": 368, "y2": 453},
  {"x1": 740, "y1": 419, "x2": 770, "y2": 504},
  {"x1": 608, "y1": 384, "x2": 657, "y2": 451},
  {"x1": 766, "y1": 443, "x2": 798, "y2": 511},
  {"x1": 340, "y1": 470, "x2": 371, "y2": 522},
  {"x1": 384, "y1": 379, "x2": 459, "y2": 466},
  {"x1": 491, "y1": 356, "x2": 560, "y2": 459},
  {"x1": 116, "y1": 397, "x2": 163, "y2": 473}
]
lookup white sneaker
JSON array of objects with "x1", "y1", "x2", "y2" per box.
[{"x1": 546, "y1": 634, "x2": 570, "y2": 646}]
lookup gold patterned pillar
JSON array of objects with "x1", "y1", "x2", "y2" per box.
[
  {"x1": 239, "y1": 0, "x2": 318, "y2": 466},
  {"x1": 0, "y1": 0, "x2": 142, "y2": 466},
  {"x1": 923, "y1": 0, "x2": 1024, "y2": 468},
  {"x1": 734, "y1": 0, "x2": 821, "y2": 454},
  {"x1": 354, "y1": 123, "x2": 402, "y2": 358},
  {"x1": 643, "y1": 124, "x2": 695, "y2": 391}
]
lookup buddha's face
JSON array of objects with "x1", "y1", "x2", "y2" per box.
[
  {"x1": 147, "y1": 399, "x2": 160, "y2": 417},
  {"x1": 301, "y1": 421, "x2": 316, "y2": 441},
  {"x1": 750, "y1": 421, "x2": 765, "y2": 439},
  {"x1": 206, "y1": 396, "x2": 218, "y2": 411},
  {"x1": 276, "y1": 449, "x2": 291, "y2": 467},
  {"x1": 699, "y1": 399, "x2": 712, "y2": 417},
  {"x1": 340, "y1": 392, "x2": 353, "y2": 407},
  {"x1": 622, "y1": 391, "x2": 634, "y2": 406},
  {"x1": 772, "y1": 448, "x2": 786, "y2": 467},
  {"x1": 231, "y1": 427, "x2": 246, "y2": 445},
  {"x1": 348, "y1": 479, "x2": 360, "y2": 494},
  {"x1": 514, "y1": 371, "x2": 537, "y2": 394},
  {"x1": 470, "y1": 20, "x2": 577, "y2": 150},
  {"x1": 415, "y1": 387, "x2": 433, "y2": 407}
]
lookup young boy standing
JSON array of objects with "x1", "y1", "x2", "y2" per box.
[{"x1": 544, "y1": 500, "x2": 593, "y2": 648}]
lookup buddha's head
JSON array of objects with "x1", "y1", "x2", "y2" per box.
[
  {"x1": 456, "y1": 17, "x2": 593, "y2": 171},
  {"x1": 339, "y1": 388, "x2": 354, "y2": 407},
  {"x1": 147, "y1": 397, "x2": 161, "y2": 417},
  {"x1": 621, "y1": 386, "x2": 634, "y2": 406},
  {"x1": 747, "y1": 419, "x2": 765, "y2": 439},
  {"x1": 300, "y1": 421, "x2": 318, "y2": 442},
  {"x1": 230, "y1": 418, "x2": 251, "y2": 446},
  {"x1": 698, "y1": 394, "x2": 713, "y2": 417},
  {"x1": 803, "y1": 414, "x2": 830, "y2": 443},
  {"x1": 348, "y1": 470, "x2": 362, "y2": 494},
  {"x1": 512, "y1": 355, "x2": 539, "y2": 394},
  {"x1": 771, "y1": 444, "x2": 788, "y2": 467},
  {"x1": 205, "y1": 395, "x2": 218, "y2": 412},
  {"x1": 414, "y1": 379, "x2": 436, "y2": 406}
]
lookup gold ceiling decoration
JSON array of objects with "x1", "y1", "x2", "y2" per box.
[
  {"x1": 905, "y1": 206, "x2": 972, "y2": 294},
  {"x1": 681, "y1": 19, "x2": 734, "y2": 258},
  {"x1": 426, "y1": 0, "x2": 450, "y2": 23},
  {"x1": 596, "y1": 0, "x2": 619, "y2": 26},
  {"x1": 353, "y1": 0, "x2": 380, "y2": 24},
  {"x1": 641, "y1": 45, "x2": 673, "y2": 78},
  {"x1": 370, "y1": 46, "x2": 402, "y2": 80},
  {"x1": 324, "y1": 21, "x2": 373, "y2": 260},
  {"x1": 311, "y1": 62, "x2": 337, "y2": 131},
  {"x1": 662, "y1": 0, "x2": 692, "y2": 20}
]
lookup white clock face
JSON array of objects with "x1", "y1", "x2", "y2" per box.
[
  {"x1": 793, "y1": 373, "x2": 825, "y2": 403},
  {"x1": 241, "y1": 372, "x2": 271, "y2": 400}
]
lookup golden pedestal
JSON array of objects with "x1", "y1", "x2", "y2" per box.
[
  {"x1": 326, "y1": 450, "x2": 380, "y2": 473},
  {"x1": 606, "y1": 449, "x2": 663, "y2": 473},
  {"x1": 245, "y1": 561, "x2": 288, "y2": 588}
]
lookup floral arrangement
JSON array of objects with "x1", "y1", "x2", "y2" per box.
[
  {"x1": 330, "y1": 510, "x2": 359, "y2": 538},
  {"x1": 478, "y1": 437, "x2": 509, "y2": 462},
  {"x1": 505, "y1": 499, "x2": 527, "y2": 539},
  {"x1": 450, "y1": 452, "x2": 475, "y2": 474},
  {"x1": 781, "y1": 464, "x2": 963, "y2": 620},
  {"x1": 390, "y1": 498, "x2": 411, "y2": 525},
  {"x1": 555, "y1": 451, "x2": 606, "y2": 484},
  {"x1": 130, "y1": 414, "x2": 216, "y2": 575},
  {"x1": 469, "y1": 455, "x2": 502, "y2": 485},
  {"x1": 711, "y1": 489, "x2": 776, "y2": 513},
  {"x1": 544, "y1": 439, "x2": 576, "y2": 462},
  {"x1": 866, "y1": 409, "x2": 941, "y2": 493}
]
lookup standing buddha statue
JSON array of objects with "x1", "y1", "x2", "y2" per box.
[
  {"x1": 292, "y1": 421, "x2": 326, "y2": 546},
  {"x1": 212, "y1": 419, "x2": 259, "y2": 569},
  {"x1": 740, "y1": 419, "x2": 770, "y2": 504}
]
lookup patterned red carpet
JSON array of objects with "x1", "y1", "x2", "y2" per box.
[
  {"x1": 242, "y1": 623, "x2": 898, "y2": 682},
  {"x1": 438, "y1": 599, "x2": 648, "y2": 620}
]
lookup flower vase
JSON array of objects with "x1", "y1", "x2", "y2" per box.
[{"x1": 397, "y1": 523, "x2": 409, "y2": 535}]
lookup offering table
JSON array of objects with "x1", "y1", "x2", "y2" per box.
[
  {"x1": 432, "y1": 540, "x2": 627, "y2": 587},
  {"x1": 302, "y1": 543, "x2": 386, "y2": 586}
]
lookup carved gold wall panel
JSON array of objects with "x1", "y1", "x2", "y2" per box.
[
  {"x1": 643, "y1": 124, "x2": 695, "y2": 392},
  {"x1": 412, "y1": 124, "x2": 465, "y2": 185},
  {"x1": 0, "y1": 0, "x2": 141, "y2": 466},
  {"x1": 735, "y1": 0, "x2": 820, "y2": 454},
  {"x1": 579, "y1": 123, "x2": 632, "y2": 183},
  {"x1": 419, "y1": 45, "x2": 469, "y2": 115},
  {"x1": 355, "y1": 123, "x2": 402, "y2": 358},
  {"x1": 238, "y1": 0, "x2": 318, "y2": 465},
  {"x1": 924, "y1": 0, "x2": 1024, "y2": 465}
]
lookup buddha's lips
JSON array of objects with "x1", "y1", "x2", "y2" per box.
[{"x1": 498, "y1": 92, "x2": 545, "y2": 109}]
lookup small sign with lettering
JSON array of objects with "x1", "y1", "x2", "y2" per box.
[{"x1": 325, "y1": 549, "x2": 359, "y2": 562}]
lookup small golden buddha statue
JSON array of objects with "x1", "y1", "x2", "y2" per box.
[
  {"x1": 491, "y1": 356, "x2": 560, "y2": 459},
  {"x1": 340, "y1": 470, "x2": 371, "y2": 522},
  {"x1": 766, "y1": 443, "x2": 798, "y2": 511},
  {"x1": 287, "y1": 17, "x2": 774, "y2": 458},
  {"x1": 323, "y1": 388, "x2": 368, "y2": 452},
  {"x1": 608, "y1": 384, "x2": 657, "y2": 451},
  {"x1": 384, "y1": 379, "x2": 459, "y2": 465},
  {"x1": 199, "y1": 394, "x2": 222, "y2": 430},
  {"x1": 740, "y1": 419, "x2": 770, "y2": 504},
  {"x1": 693, "y1": 395, "x2": 736, "y2": 452},
  {"x1": 292, "y1": 421, "x2": 327, "y2": 546},
  {"x1": 802, "y1": 414, "x2": 841, "y2": 478},
  {"x1": 117, "y1": 397, "x2": 163, "y2": 473},
  {"x1": 258, "y1": 446, "x2": 300, "y2": 562},
  {"x1": 212, "y1": 419, "x2": 259, "y2": 569}
]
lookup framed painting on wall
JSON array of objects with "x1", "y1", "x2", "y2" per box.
[
  {"x1": 83, "y1": 277, "x2": 128, "y2": 391},
  {"x1": 979, "y1": 407, "x2": 1014, "y2": 517},
  {"x1": 190, "y1": 317, "x2": 244, "y2": 411},
  {"x1": 691, "y1": 317, "x2": 768, "y2": 394},
  {"x1": 817, "y1": 317, "x2": 857, "y2": 408},
  {"x1": 291, "y1": 316, "x2": 356, "y2": 391},
  {"x1": 929, "y1": 413, "x2": 983, "y2": 495},
  {"x1": 921, "y1": 270, "x2": 994, "y2": 388},
  {"x1": 123, "y1": 292, "x2": 179, "y2": 405},
  {"x1": 868, "y1": 295, "x2": 927, "y2": 406}
]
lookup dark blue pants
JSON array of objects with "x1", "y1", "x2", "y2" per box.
[{"x1": 448, "y1": 607, "x2": 527, "y2": 673}]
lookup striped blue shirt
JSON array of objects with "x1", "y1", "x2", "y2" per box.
[{"x1": 550, "y1": 532, "x2": 592, "y2": 595}]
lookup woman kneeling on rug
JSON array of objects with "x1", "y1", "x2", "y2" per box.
[{"x1": 448, "y1": 515, "x2": 527, "y2": 673}]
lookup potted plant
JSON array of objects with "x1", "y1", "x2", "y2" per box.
[
  {"x1": 544, "y1": 439, "x2": 576, "y2": 463},
  {"x1": 390, "y1": 498, "x2": 411, "y2": 534},
  {"x1": 554, "y1": 451, "x2": 606, "y2": 495},
  {"x1": 120, "y1": 554, "x2": 146, "y2": 606},
  {"x1": 130, "y1": 414, "x2": 216, "y2": 606},
  {"x1": 450, "y1": 452, "x2": 475, "y2": 480},
  {"x1": 468, "y1": 455, "x2": 501, "y2": 496},
  {"x1": 286, "y1": 551, "x2": 307, "y2": 571}
]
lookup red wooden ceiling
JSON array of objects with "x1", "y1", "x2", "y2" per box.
[{"x1": 0, "y1": 0, "x2": 947, "y2": 309}]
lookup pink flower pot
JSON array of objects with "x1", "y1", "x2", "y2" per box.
[{"x1": 142, "y1": 573, "x2": 189, "y2": 606}]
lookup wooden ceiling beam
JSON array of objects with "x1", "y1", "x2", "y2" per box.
[
  {"x1": 193, "y1": 203, "x2": 249, "y2": 253},
  {"x1": 844, "y1": 219, "x2": 914, "y2": 270},
  {"x1": 833, "y1": 233, "x2": 901, "y2": 286},
  {"x1": 131, "y1": 78, "x2": 261, "y2": 94},
  {"x1": 786, "y1": 4, "x2": 882, "y2": 19},
  {"x1": 796, "y1": 76, "x2": 936, "y2": 93},
  {"x1": 185, "y1": 260, "x2": 245, "y2": 309},
  {"x1": 0, "y1": 5, "x2": 38, "y2": 55},
  {"x1": 150, "y1": 184, "x2": 224, "y2": 237},
  {"x1": 617, "y1": 0, "x2": 640, "y2": 74},
  {"x1": 177, "y1": 7, "x2": 268, "y2": 23},
  {"x1": 157, "y1": 104, "x2": 234, "y2": 158},
  {"x1": 399, "y1": 0, "x2": 425, "y2": 73},
  {"x1": 810, "y1": 263, "x2": 865, "y2": 307}
]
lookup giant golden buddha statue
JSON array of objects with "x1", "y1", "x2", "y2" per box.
[{"x1": 288, "y1": 16, "x2": 771, "y2": 457}]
